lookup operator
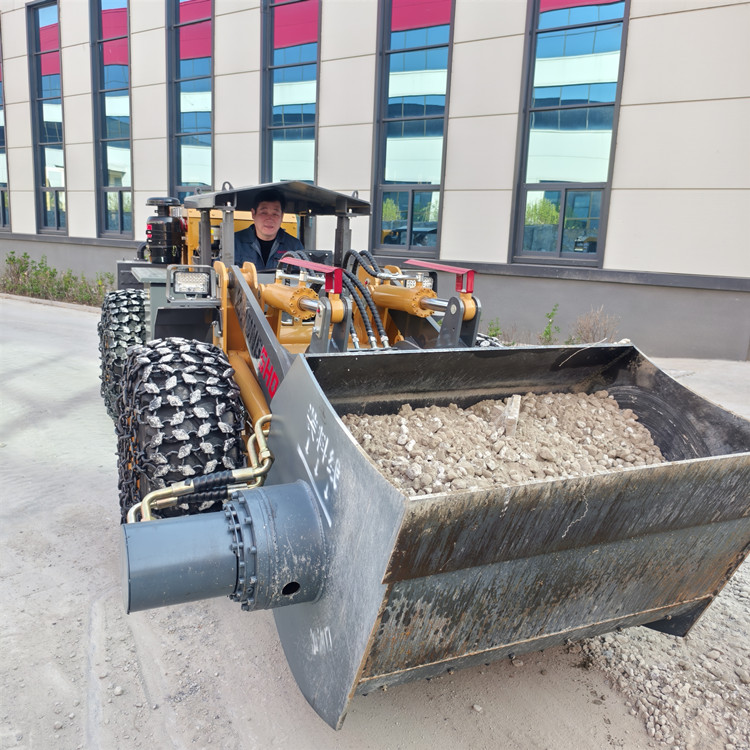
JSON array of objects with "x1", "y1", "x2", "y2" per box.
[{"x1": 234, "y1": 188, "x2": 304, "y2": 270}]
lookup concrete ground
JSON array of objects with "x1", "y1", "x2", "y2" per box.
[{"x1": 0, "y1": 295, "x2": 747, "y2": 750}]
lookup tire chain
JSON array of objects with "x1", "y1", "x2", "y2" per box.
[
  {"x1": 97, "y1": 289, "x2": 147, "y2": 420},
  {"x1": 116, "y1": 337, "x2": 246, "y2": 520}
]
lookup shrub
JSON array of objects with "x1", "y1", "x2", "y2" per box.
[
  {"x1": 567, "y1": 306, "x2": 620, "y2": 344},
  {"x1": 0, "y1": 251, "x2": 114, "y2": 307}
]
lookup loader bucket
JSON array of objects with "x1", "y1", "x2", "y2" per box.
[{"x1": 263, "y1": 344, "x2": 750, "y2": 729}]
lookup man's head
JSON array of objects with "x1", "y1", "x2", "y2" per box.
[{"x1": 251, "y1": 188, "x2": 286, "y2": 241}]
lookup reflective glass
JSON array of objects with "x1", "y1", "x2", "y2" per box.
[
  {"x1": 103, "y1": 63, "x2": 129, "y2": 89},
  {"x1": 179, "y1": 79, "x2": 211, "y2": 132},
  {"x1": 384, "y1": 118, "x2": 443, "y2": 185},
  {"x1": 40, "y1": 57, "x2": 61, "y2": 97},
  {"x1": 105, "y1": 191, "x2": 120, "y2": 230},
  {"x1": 380, "y1": 191, "x2": 408, "y2": 246},
  {"x1": 0, "y1": 191, "x2": 9, "y2": 226},
  {"x1": 273, "y1": 64, "x2": 317, "y2": 84},
  {"x1": 43, "y1": 191, "x2": 56, "y2": 227},
  {"x1": 389, "y1": 47, "x2": 448, "y2": 73},
  {"x1": 104, "y1": 92, "x2": 130, "y2": 138},
  {"x1": 272, "y1": 0, "x2": 319, "y2": 54},
  {"x1": 58, "y1": 192, "x2": 66, "y2": 228},
  {"x1": 568, "y1": 5, "x2": 599, "y2": 24},
  {"x1": 179, "y1": 0, "x2": 210, "y2": 24},
  {"x1": 42, "y1": 146, "x2": 65, "y2": 186},
  {"x1": 599, "y1": 1, "x2": 626, "y2": 21},
  {"x1": 522, "y1": 190, "x2": 561, "y2": 253},
  {"x1": 272, "y1": 103, "x2": 315, "y2": 127},
  {"x1": 589, "y1": 82, "x2": 617, "y2": 103},
  {"x1": 563, "y1": 190, "x2": 600, "y2": 253},
  {"x1": 536, "y1": 23, "x2": 621, "y2": 59},
  {"x1": 0, "y1": 151, "x2": 7, "y2": 187},
  {"x1": 122, "y1": 191, "x2": 132, "y2": 231},
  {"x1": 104, "y1": 141, "x2": 131, "y2": 186},
  {"x1": 412, "y1": 191, "x2": 439, "y2": 246},
  {"x1": 387, "y1": 95, "x2": 445, "y2": 119},
  {"x1": 273, "y1": 42, "x2": 317, "y2": 66},
  {"x1": 40, "y1": 100, "x2": 63, "y2": 143},
  {"x1": 100, "y1": 0, "x2": 128, "y2": 40},
  {"x1": 42, "y1": 190, "x2": 65, "y2": 228},
  {"x1": 271, "y1": 129, "x2": 315, "y2": 182},
  {"x1": 37, "y1": 5, "x2": 58, "y2": 44},
  {"x1": 179, "y1": 136, "x2": 212, "y2": 187},
  {"x1": 102, "y1": 38, "x2": 129, "y2": 87},
  {"x1": 527, "y1": 112, "x2": 612, "y2": 183},
  {"x1": 538, "y1": 1, "x2": 624, "y2": 29},
  {"x1": 179, "y1": 21, "x2": 212, "y2": 78},
  {"x1": 390, "y1": 24, "x2": 450, "y2": 49}
]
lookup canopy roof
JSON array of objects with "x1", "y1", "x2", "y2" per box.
[{"x1": 184, "y1": 181, "x2": 371, "y2": 217}]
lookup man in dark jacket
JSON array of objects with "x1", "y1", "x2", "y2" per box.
[{"x1": 234, "y1": 188, "x2": 304, "y2": 270}]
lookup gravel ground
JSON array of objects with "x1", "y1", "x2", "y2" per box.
[{"x1": 1, "y1": 295, "x2": 748, "y2": 750}]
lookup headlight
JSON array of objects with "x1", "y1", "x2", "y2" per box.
[{"x1": 174, "y1": 270, "x2": 210, "y2": 295}]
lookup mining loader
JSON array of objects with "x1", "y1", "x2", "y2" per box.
[{"x1": 99, "y1": 181, "x2": 750, "y2": 730}]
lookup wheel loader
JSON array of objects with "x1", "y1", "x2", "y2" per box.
[{"x1": 99, "y1": 181, "x2": 750, "y2": 730}]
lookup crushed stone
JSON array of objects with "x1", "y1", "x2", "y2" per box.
[{"x1": 342, "y1": 390, "x2": 666, "y2": 495}]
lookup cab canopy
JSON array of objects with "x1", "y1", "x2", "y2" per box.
[{"x1": 184, "y1": 181, "x2": 371, "y2": 218}]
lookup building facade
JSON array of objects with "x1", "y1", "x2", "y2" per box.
[{"x1": 0, "y1": 0, "x2": 748, "y2": 359}]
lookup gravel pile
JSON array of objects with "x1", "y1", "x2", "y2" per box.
[
  {"x1": 342, "y1": 390, "x2": 665, "y2": 495},
  {"x1": 585, "y1": 558, "x2": 750, "y2": 750}
]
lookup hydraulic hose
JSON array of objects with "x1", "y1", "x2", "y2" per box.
[
  {"x1": 342, "y1": 274, "x2": 378, "y2": 348},
  {"x1": 343, "y1": 269, "x2": 389, "y2": 347}
]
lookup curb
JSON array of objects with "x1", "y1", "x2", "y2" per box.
[{"x1": 0, "y1": 292, "x2": 101, "y2": 314}]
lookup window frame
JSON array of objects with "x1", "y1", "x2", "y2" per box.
[
  {"x1": 372, "y1": 0, "x2": 455, "y2": 258},
  {"x1": 510, "y1": 0, "x2": 631, "y2": 267},
  {"x1": 167, "y1": 0, "x2": 214, "y2": 201},
  {"x1": 0, "y1": 35, "x2": 9, "y2": 231},
  {"x1": 28, "y1": 0, "x2": 67, "y2": 234},
  {"x1": 91, "y1": 0, "x2": 134, "y2": 238},
  {"x1": 261, "y1": 0, "x2": 321, "y2": 184}
]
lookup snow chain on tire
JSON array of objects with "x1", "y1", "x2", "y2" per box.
[
  {"x1": 98, "y1": 289, "x2": 147, "y2": 420},
  {"x1": 116, "y1": 337, "x2": 246, "y2": 522}
]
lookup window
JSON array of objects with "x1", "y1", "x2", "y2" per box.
[
  {"x1": 0, "y1": 41, "x2": 9, "y2": 230},
  {"x1": 263, "y1": 0, "x2": 320, "y2": 183},
  {"x1": 93, "y1": 0, "x2": 132, "y2": 235},
  {"x1": 374, "y1": 0, "x2": 453, "y2": 255},
  {"x1": 170, "y1": 0, "x2": 212, "y2": 201},
  {"x1": 513, "y1": 0, "x2": 628, "y2": 264},
  {"x1": 30, "y1": 2, "x2": 66, "y2": 231}
]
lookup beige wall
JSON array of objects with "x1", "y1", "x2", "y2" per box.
[
  {"x1": 0, "y1": 0, "x2": 747, "y2": 281},
  {"x1": 606, "y1": 1, "x2": 750, "y2": 276}
]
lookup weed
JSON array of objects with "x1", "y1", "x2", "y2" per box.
[
  {"x1": 486, "y1": 317, "x2": 503, "y2": 338},
  {"x1": 538, "y1": 303, "x2": 560, "y2": 345},
  {"x1": 0, "y1": 251, "x2": 114, "y2": 307},
  {"x1": 567, "y1": 306, "x2": 620, "y2": 344}
]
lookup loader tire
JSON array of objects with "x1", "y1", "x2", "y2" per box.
[
  {"x1": 116, "y1": 337, "x2": 246, "y2": 522},
  {"x1": 98, "y1": 289, "x2": 147, "y2": 420}
]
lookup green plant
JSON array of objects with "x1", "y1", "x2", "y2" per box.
[
  {"x1": 0, "y1": 251, "x2": 114, "y2": 307},
  {"x1": 538, "y1": 303, "x2": 560, "y2": 345},
  {"x1": 381, "y1": 198, "x2": 403, "y2": 223},
  {"x1": 525, "y1": 197, "x2": 560, "y2": 226},
  {"x1": 486, "y1": 317, "x2": 503, "y2": 338}
]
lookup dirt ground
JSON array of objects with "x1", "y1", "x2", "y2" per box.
[{"x1": 0, "y1": 296, "x2": 748, "y2": 750}]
